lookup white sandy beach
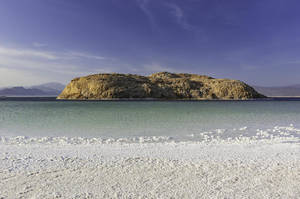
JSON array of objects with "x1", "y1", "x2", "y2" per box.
[{"x1": 0, "y1": 138, "x2": 299, "y2": 199}]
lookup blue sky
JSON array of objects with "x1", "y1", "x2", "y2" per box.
[{"x1": 0, "y1": 0, "x2": 300, "y2": 87}]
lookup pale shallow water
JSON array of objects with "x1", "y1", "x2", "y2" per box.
[
  {"x1": 0, "y1": 99, "x2": 300, "y2": 143},
  {"x1": 1, "y1": 98, "x2": 300, "y2": 198}
]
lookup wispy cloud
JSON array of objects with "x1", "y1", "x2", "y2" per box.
[
  {"x1": 0, "y1": 45, "x2": 108, "y2": 61},
  {"x1": 65, "y1": 51, "x2": 106, "y2": 60},
  {"x1": 0, "y1": 45, "x2": 112, "y2": 86},
  {"x1": 137, "y1": 1, "x2": 196, "y2": 32},
  {"x1": 284, "y1": 60, "x2": 300, "y2": 65},
  {"x1": 0, "y1": 46, "x2": 58, "y2": 60},
  {"x1": 165, "y1": 3, "x2": 194, "y2": 30},
  {"x1": 131, "y1": 63, "x2": 182, "y2": 75},
  {"x1": 0, "y1": 45, "x2": 184, "y2": 87},
  {"x1": 33, "y1": 42, "x2": 47, "y2": 48},
  {"x1": 136, "y1": 0, "x2": 157, "y2": 31}
]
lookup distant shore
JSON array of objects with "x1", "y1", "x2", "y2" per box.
[{"x1": 2, "y1": 96, "x2": 300, "y2": 102}]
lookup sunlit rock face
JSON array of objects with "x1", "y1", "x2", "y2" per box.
[{"x1": 57, "y1": 72, "x2": 265, "y2": 100}]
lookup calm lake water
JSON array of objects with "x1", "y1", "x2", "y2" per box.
[{"x1": 0, "y1": 98, "x2": 300, "y2": 142}]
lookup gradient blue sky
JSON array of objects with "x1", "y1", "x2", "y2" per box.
[{"x1": 0, "y1": 0, "x2": 299, "y2": 87}]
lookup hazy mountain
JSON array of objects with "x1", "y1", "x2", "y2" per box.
[
  {"x1": 0, "y1": 82, "x2": 65, "y2": 96},
  {"x1": 0, "y1": 87, "x2": 49, "y2": 96},
  {"x1": 29, "y1": 82, "x2": 65, "y2": 94},
  {"x1": 253, "y1": 85, "x2": 300, "y2": 97}
]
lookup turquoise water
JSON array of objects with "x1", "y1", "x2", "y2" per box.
[{"x1": 1, "y1": 99, "x2": 300, "y2": 141}]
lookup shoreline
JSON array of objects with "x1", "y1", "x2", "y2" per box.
[{"x1": 2, "y1": 96, "x2": 300, "y2": 102}]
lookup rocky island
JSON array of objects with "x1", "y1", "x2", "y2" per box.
[{"x1": 57, "y1": 72, "x2": 265, "y2": 100}]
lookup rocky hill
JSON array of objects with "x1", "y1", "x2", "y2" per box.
[{"x1": 57, "y1": 72, "x2": 265, "y2": 100}]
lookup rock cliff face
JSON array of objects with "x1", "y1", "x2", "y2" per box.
[{"x1": 57, "y1": 72, "x2": 265, "y2": 100}]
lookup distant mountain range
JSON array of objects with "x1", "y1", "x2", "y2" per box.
[
  {"x1": 253, "y1": 84, "x2": 300, "y2": 97},
  {"x1": 0, "y1": 82, "x2": 65, "y2": 96}
]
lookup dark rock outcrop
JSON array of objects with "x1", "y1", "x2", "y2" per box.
[{"x1": 57, "y1": 72, "x2": 265, "y2": 100}]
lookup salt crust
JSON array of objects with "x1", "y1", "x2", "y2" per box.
[
  {"x1": 0, "y1": 125, "x2": 299, "y2": 198},
  {"x1": 0, "y1": 139, "x2": 299, "y2": 198},
  {"x1": 1, "y1": 125, "x2": 299, "y2": 145}
]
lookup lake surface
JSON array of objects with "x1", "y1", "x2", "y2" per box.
[
  {"x1": 0, "y1": 97, "x2": 300, "y2": 143},
  {"x1": 1, "y1": 98, "x2": 300, "y2": 198}
]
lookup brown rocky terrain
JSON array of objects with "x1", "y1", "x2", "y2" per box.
[{"x1": 57, "y1": 72, "x2": 265, "y2": 100}]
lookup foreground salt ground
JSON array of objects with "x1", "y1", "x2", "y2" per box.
[{"x1": 0, "y1": 139, "x2": 300, "y2": 199}]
